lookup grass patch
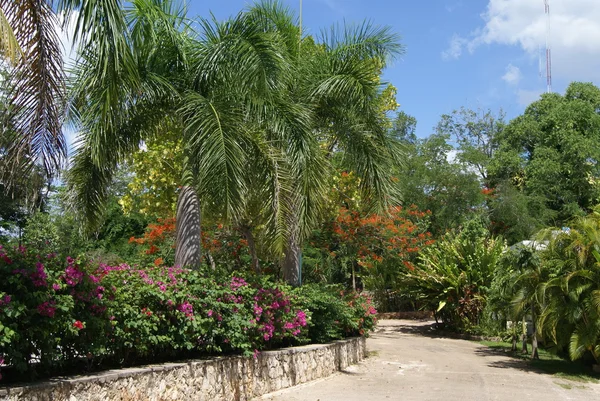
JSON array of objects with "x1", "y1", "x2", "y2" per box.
[
  {"x1": 478, "y1": 340, "x2": 600, "y2": 384},
  {"x1": 367, "y1": 350, "x2": 380, "y2": 358},
  {"x1": 554, "y1": 382, "x2": 573, "y2": 390}
]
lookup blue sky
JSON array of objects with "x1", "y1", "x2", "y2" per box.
[{"x1": 187, "y1": 0, "x2": 600, "y2": 138}]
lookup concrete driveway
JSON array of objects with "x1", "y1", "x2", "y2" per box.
[{"x1": 258, "y1": 319, "x2": 600, "y2": 401}]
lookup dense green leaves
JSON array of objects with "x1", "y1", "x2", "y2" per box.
[
  {"x1": 489, "y1": 83, "x2": 600, "y2": 224},
  {"x1": 404, "y1": 220, "x2": 505, "y2": 329}
]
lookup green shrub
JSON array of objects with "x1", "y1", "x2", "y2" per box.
[{"x1": 293, "y1": 284, "x2": 377, "y2": 343}]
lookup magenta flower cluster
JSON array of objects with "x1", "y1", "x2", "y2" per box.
[
  {"x1": 177, "y1": 301, "x2": 194, "y2": 319},
  {"x1": 37, "y1": 300, "x2": 57, "y2": 317},
  {"x1": 251, "y1": 287, "x2": 307, "y2": 342}
]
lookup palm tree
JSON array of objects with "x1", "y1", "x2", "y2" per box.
[
  {"x1": 512, "y1": 259, "x2": 546, "y2": 359},
  {"x1": 245, "y1": 4, "x2": 404, "y2": 285},
  {"x1": 65, "y1": 0, "x2": 404, "y2": 284},
  {"x1": 65, "y1": 0, "x2": 313, "y2": 268},
  {"x1": 537, "y1": 213, "x2": 600, "y2": 364}
]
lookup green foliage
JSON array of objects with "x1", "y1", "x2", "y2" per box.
[
  {"x1": 64, "y1": 1, "x2": 405, "y2": 285},
  {"x1": 120, "y1": 134, "x2": 183, "y2": 219},
  {"x1": 404, "y1": 219, "x2": 505, "y2": 329},
  {"x1": 397, "y1": 131, "x2": 485, "y2": 236},
  {"x1": 437, "y1": 107, "x2": 504, "y2": 185},
  {"x1": 292, "y1": 284, "x2": 377, "y2": 343},
  {"x1": 486, "y1": 182, "x2": 554, "y2": 245},
  {"x1": 486, "y1": 243, "x2": 539, "y2": 326},
  {"x1": 489, "y1": 82, "x2": 600, "y2": 224},
  {"x1": 536, "y1": 210, "x2": 600, "y2": 364}
]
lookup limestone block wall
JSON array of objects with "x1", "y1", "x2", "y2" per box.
[{"x1": 0, "y1": 337, "x2": 365, "y2": 401}]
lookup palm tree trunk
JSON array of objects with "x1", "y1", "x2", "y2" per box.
[
  {"x1": 240, "y1": 224, "x2": 260, "y2": 274},
  {"x1": 521, "y1": 315, "x2": 528, "y2": 354},
  {"x1": 175, "y1": 185, "x2": 201, "y2": 269},
  {"x1": 510, "y1": 316, "x2": 517, "y2": 352},
  {"x1": 283, "y1": 231, "x2": 301, "y2": 286},
  {"x1": 531, "y1": 302, "x2": 539, "y2": 360},
  {"x1": 205, "y1": 251, "x2": 216, "y2": 270}
]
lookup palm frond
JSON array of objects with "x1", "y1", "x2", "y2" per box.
[
  {"x1": 244, "y1": 0, "x2": 300, "y2": 58},
  {"x1": 181, "y1": 91, "x2": 248, "y2": 222},
  {"x1": 65, "y1": 146, "x2": 114, "y2": 230},
  {"x1": 0, "y1": 8, "x2": 22, "y2": 64},
  {"x1": 1, "y1": 0, "x2": 66, "y2": 178},
  {"x1": 193, "y1": 11, "x2": 289, "y2": 99},
  {"x1": 319, "y1": 20, "x2": 404, "y2": 65}
]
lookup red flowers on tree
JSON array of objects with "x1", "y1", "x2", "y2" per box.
[{"x1": 331, "y1": 205, "x2": 434, "y2": 270}]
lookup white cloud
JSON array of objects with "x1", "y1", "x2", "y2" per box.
[
  {"x1": 442, "y1": 34, "x2": 468, "y2": 60},
  {"x1": 443, "y1": 0, "x2": 600, "y2": 81},
  {"x1": 502, "y1": 64, "x2": 522, "y2": 85}
]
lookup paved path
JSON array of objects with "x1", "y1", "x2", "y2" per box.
[{"x1": 258, "y1": 319, "x2": 600, "y2": 401}]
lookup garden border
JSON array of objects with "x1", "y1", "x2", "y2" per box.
[{"x1": 0, "y1": 336, "x2": 365, "y2": 401}]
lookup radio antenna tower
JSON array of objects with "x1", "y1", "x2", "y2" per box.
[{"x1": 544, "y1": 0, "x2": 552, "y2": 93}]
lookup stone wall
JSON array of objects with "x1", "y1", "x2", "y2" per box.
[{"x1": 0, "y1": 337, "x2": 365, "y2": 401}]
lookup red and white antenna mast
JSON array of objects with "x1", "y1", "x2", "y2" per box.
[{"x1": 545, "y1": 0, "x2": 552, "y2": 93}]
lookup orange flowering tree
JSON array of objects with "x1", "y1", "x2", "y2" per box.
[
  {"x1": 129, "y1": 218, "x2": 256, "y2": 272},
  {"x1": 305, "y1": 203, "x2": 434, "y2": 311},
  {"x1": 128, "y1": 218, "x2": 177, "y2": 266}
]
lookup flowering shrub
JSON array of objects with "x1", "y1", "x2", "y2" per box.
[
  {"x1": 0, "y1": 244, "x2": 372, "y2": 383},
  {"x1": 0, "y1": 245, "x2": 111, "y2": 379},
  {"x1": 292, "y1": 284, "x2": 377, "y2": 343}
]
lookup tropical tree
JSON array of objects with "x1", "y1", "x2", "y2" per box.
[
  {"x1": 489, "y1": 82, "x2": 600, "y2": 224},
  {"x1": 488, "y1": 243, "x2": 540, "y2": 352},
  {"x1": 437, "y1": 107, "x2": 504, "y2": 186},
  {"x1": 65, "y1": 0, "x2": 404, "y2": 285},
  {"x1": 397, "y1": 131, "x2": 484, "y2": 236},
  {"x1": 538, "y1": 211, "x2": 600, "y2": 364},
  {"x1": 404, "y1": 219, "x2": 505, "y2": 329},
  {"x1": 512, "y1": 252, "x2": 547, "y2": 359}
]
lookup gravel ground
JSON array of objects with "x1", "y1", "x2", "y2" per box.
[{"x1": 257, "y1": 319, "x2": 600, "y2": 401}]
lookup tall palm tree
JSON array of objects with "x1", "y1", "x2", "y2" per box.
[
  {"x1": 66, "y1": 0, "x2": 404, "y2": 285},
  {"x1": 66, "y1": 0, "x2": 315, "y2": 268},
  {"x1": 245, "y1": 3, "x2": 404, "y2": 285}
]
